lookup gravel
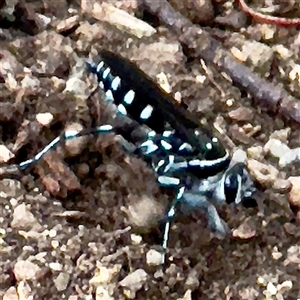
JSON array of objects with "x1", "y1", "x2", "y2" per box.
[{"x1": 0, "y1": 0, "x2": 300, "y2": 299}]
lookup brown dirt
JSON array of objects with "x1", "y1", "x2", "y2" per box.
[{"x1": 0, "y1": 0, "x2": 300, "y2": 299}]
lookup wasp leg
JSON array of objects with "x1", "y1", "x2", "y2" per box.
[
  {"x1": 181, "y1": 191, "x2": 229, "y2": 237},
  {"x1": 16, "y1": 124, "x2": 114, "y2": 171},
  {"x1": 158, "y1": 181, "x2": 185, "y2": 265}
]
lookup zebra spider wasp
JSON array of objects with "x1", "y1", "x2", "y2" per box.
[{"x1": 7, "y1": 49, "x2": 257, "y2": 264}]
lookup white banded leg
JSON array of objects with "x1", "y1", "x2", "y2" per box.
[
  {"x1": 152, "y1": 158, "x2": 187, "y2": 264},
  {"x1": 18, "y1": 124, "x2": 114, "y2": 170},
  {"x1": 161, "y1": 185, "x2": 185, "y2": 265}
]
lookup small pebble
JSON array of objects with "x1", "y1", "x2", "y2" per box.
[
  {"x1": 276, "y1": 43, "x2": 293, "y2": 61},
  {"x1": 279, "y1": 148, "x2": 300, "y2": 168},
  {"x1": 270, "y1": 128, "x2": 291, "y2": 142},
  {"x1": 54, "y1": 272, "x2": 70, "y2": 292},
  {"x1": 277, "y1": 280, "x2": 293, "y2": 293},
  {"x1": 287, "y1": 176, "x2": 300, "y2": 208},
  {"x1": 55, "y1": 15, "x2": 80, "y2": 33},
  {"x1": 5, "y1": 73, "x2": 18, "y2": 91},
  {"x1": 259, "y1": 24, "x2": 276, "y2": 41},
  {"x1": 247, "y1": 159, "x2": 279, "y2": 187},
  {"x1": 156, "y1": 72, "x2": 171, "y2": 93},
  {"x1": 264, "y1": 138, "x2": 290, "y2": 159},
  {"x1": 179, "y1": 289, "x2": 192, "y2": 300},
  {"x1": 16, "y1": 281, "x2": 33, "y2": 300},
  {"x1": 119, "y1": 269, "x2": 148, "y2": 299},
  {"x1": 11, "y1": 203, "x2": 41, "y2": 231},
  {"x1": 146, "y1": 249, "x2": 163, "y2": 266},
  {"x1": 92, "y1": 2, "x2": 156, "y2": 38},
  {"x1": 236, "y1": 40, "x2": 274, "y2": 70},
  {"x1": 229, "y1": 125, "x2": 251, "y2": 145},
  {"x1": 232, "y1": 149, "x2": 247, "y2": 163},
  {"x1": 126, "y1": 195, "x2": 163, "y2": 229},
  {"x1": 247, "y1": 145, "x2": 264, "y2": 160},
  {"x1": 95, "y1": 286, "x2": 114, "y2": 300},
  {"x1": 21, "y1": 74, "x2": 40, "y2": 90},
  {"x1": 3, "y1": 287, "x2": 18, "y2": 300},
  {"x1": 49, "y1": 262, "x2": 63, "y2": 271},
  {"x1": 228, "y1": 107, "x2": 253, "y2": 122},
  {"x1": 283, "y1": 222, "x2": 297, "y2": 235},
  {"x1": 14, "y1": 260, "x2": 41, "y2": 281},
  {"x1": 271, "y1": 246, "x2": 283, "y2": 260},
  {"x1": 64, "y1": 77, "x2": 89, "y2": 101},
  {"x1": 289, "y1": 64, "x2": 300, "y2": 83},
  {"x1": 36, "y1": 112, "x2": 53, "y2": 126},
  {"x1": 77, "y1": 163, "x2": 90, "y2": 177},
  {"x1": 90, "y1": 263, "x2": 121, "y2": 285},
  {"x1": 272, "y1": 179, "x2": 292, "y2": 193},
  {"x1": 185, "y1": 270, "x2": 199, "y2": 290},
  {"x1": 130, "y1": 234, "x2": 142, "y2": 245},
  {"x1": 0, "y1": 144, "x2": 14, "y2": 163},
  {"x1": 232, "y1": 218, "x2": 256, "y2": 239},
  {"x1": 0, "y1": 178, "x2": 23, "y2": 198},
  {"x1": 64, "y1": 123, "x2": 88, "y2": 157},
  {"x1": 266, "y1": 282, "x2": 277, "y2": 296}
]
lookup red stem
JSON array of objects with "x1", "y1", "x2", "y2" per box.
[{"x1": 237, "y1": 0, "x2": 300, "y2": 26}]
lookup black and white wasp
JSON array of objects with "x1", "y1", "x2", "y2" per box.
[{"x1": 8, "y1": 50, "x2": 256, "y2": 264}]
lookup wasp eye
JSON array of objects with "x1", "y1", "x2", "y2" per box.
[{"x1": 224, "y1": 173, "x2": 240, "y2": 204}]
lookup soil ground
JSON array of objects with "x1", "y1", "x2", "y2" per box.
[{"x1": 0, "y1": 1, "x2": 300, "y2": 299}]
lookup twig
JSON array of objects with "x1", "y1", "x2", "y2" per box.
[{"x1": 141, "y1": 0, "x2": 300, "y2": 125}]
